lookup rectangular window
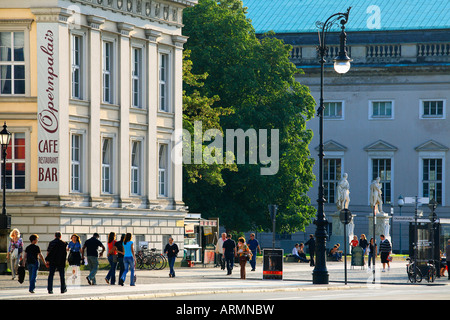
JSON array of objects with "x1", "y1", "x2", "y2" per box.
[
  {"x1": 423, "y1": 158, "x2": 442, "y2": 203},
  {"x1": 1, "y1": 132, "x2": 25, "y2": 190},
  {"x1": 323, "y1": 158, "x2": 341, "y2": 204},
  {"x1": 132, "y1": 47, "x2": 142, "y2": 108},
  {"x1": 159, "y1": 53, "x2": 168, "y2": 112},
  {"x1": 324, "y1": 102, "x2": 343, "y2": 119},
  {"x1": 71, "y1": 134, "x2": 81, "y2": 192},
  {"x1": 372, "y1": 158, "x2": 391, "y2": 204},
  {"x1": 102, "y1": 138, "x2": 112, "y2": 194},
  {"x1": 422, "y1": 100, "x2": 444, "y2": 118},
  {"x1": 71, "y1": 35, "x2": 82, "y2": 99},
  {"x1": 371, "y1": 101, "x2": 392, "y2": 118},
  {"x1": 0, "y1": 31, "x2": 25, "y2": 95},
  {"x1": 158, "y1": 144, "x2": 167, "y2": 196},
  {"x1": 131, "y1": 140, "x2": 141, "y2": 195},
  {"x1": 103, "y1": 41, "x2": 113, "y2": 104}
]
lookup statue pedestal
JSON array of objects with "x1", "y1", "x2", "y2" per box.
[
  {"x1": 329, "y1": 212, "x2": 355, "y2": 252},
  {"x1": 368, "y1": 212, "x2": 391, "y2": 243}
]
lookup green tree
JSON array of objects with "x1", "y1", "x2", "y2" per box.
[{"x1": 182, "y1": 0, "x2": 317, "y2": 233}]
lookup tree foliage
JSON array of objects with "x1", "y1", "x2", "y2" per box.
[{"x1": 182, "y1": 0, "x2": 317, "y2": 233}]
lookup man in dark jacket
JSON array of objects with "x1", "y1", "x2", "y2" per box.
[
  {"x1": 222, "y1": 234, "x2": 236, "y2": 275},
  {"x1": 46, "y1": 232, "x2": 68, "y2": 294},
  {"x1": 305, "y1": 234, "x2": 315, "y2": 267}
]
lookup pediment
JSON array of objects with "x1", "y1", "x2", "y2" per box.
[
  {"x1": 315, "y1": 140, "x2": 347, "y2": 152},
  {"x1": 364, "y1": 140, "x2": 397, "y2": 152},
  {"x1": 415, "y1": 140, "x2": 449, "y2": 152}
]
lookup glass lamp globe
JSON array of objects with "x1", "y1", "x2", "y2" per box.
[{"x1": 333, "y1": 60, "x2": 351, "y2": 74}]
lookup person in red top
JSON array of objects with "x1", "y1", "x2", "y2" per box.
[
  {"x1": 350, "y1": 235, "x2": 359, "y2": 251},
  {"x1": 105, "y1": 232, "x2": 119, "y2": 285}
]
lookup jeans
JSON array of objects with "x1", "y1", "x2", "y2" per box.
[
  {"x1": 117, "y1": 256, "x2": 124, "y2": 281},
  {"x1": 225, "y1": 253, "x2": 234, "y2": 274},
  {"x1": 121, "y1": 256, "x2": 135, "y2": 285},
  {"x1": 106, "y1": 255, "x2": 117, "y2": 284},
  {"x1": 48, "y1": 264, "x2": 66, "y2": 293},
  {"x1": 87, "y1": 256, "x2": 99, "y2": 284},
  {"x1": 28, "y1": 261, "x2": 39, "y2": 292},
  {"x1": 250, "y1": 250, "x2": 257, "y2": 270},
  {"x1": 168, "y1": 256, "x2": 176, "y2": 277},
  {"x1": 368, "y1": 252, "x2": 374, "y2": 267}
]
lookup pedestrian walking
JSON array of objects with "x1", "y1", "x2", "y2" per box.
[
  {"x1": 379, "y1": 234, "x2": 391, "y2": 272},
  {"x1": 23, "y1": 234, "x2": 45, "y2": 293},
  {"x1": 247, "y1": 233, "x2": 261, "y2": 271},
  {"x1": 105, "y1": 232, "x2": 118, "y2": 285},
  {"x1": 7, "y1": 228, "x2": 23, "y2": 280},
  {"x1": 67, "y1": 234, "x2": 82, "y2": 282},
  {"x1": 305, "y1": 234, "x2": 315, "y2": 267},
  {"x1": 446, "y1": 239, "x2": 450, "y2": 280},
  {"x1": 115, "y1": 234, "x2": 126, "y2": 282},
  {"x1": 359, "y1": 234, "x2": 368, "y2": 265},
  {"x1": 237, "y1": 237, "x2": 252, "y2": 279},
  {"x1": 46, "y1": 232, "x2": 67, "y2": 294},
  {"x1": 81, "y1": 233, "x2": 105, "y2": 285},
  {"x1": 367, "y1": 238, "x2": 377, "y2": 270},
  {"x1": 164, "y1": 237, "x2": 179, "y2": 278},
  {"x1": 120, "y1": 233, "x2": 135, "y2": 286},
  {"x1": 215, "y1": 233, "x2": 227, "y2": 270},
  {"x1": 222, "y1": 234, "x2": 236, "y2": 275}
]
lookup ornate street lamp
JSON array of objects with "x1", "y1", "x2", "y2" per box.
[
  {"x1": 313, "y1": 7, "x2": 352, "y2": 285},
  {"x1": 0, "y1": 122, "x2": 11, "y2": 230},
  {"x1": 428, "y1": 197, "x2": 438, "y2": 274},
  {"x1": 397, "y1": 195, "x2": 404, "y2": 254}
]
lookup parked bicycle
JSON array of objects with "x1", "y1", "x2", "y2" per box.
[
  {"x1": 426, "y1": 259, "x2": 436, "y2": 283},
  {"x1": 406, "y1": 257, "x2": 422, "y2": 283},
  {"x1": 136, "y1": 247, "x2": 167, "y2": 270}
]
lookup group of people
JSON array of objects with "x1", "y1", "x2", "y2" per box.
[
  {"x1": 215, "y1": 233, "x2": 261, "y2": 279},
  {"x1": 7, "y1": 228, "x2": 180, "y2": 294},
  {"x1": 290, "y1": 235, "x2": 315, "y2": 266}
]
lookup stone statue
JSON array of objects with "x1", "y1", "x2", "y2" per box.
[
  {"x1": 370, "y1": 177, "x2": 383, "y2": 214},
  {"x1": 336, "y1": 173, "x2": 350, "y2": 211}
]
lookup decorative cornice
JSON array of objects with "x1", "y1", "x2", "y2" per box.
[
  {"x1": 171, "y1": 35, "x2": 188, "y2": 48},
  {"x1": 117, "y1": 22, "x2": 135, "y2": 36},
  {"x1": 145, "y1": 28, "x2": 162, "y2": 42},
  {"x1": 0, "y1": 19, "x2": 34, "y2": 29},
  {"x1": 415, "y1": 140, "x2": 449, "y2": 152},
  {"x1": 69, "y1": 0, "x2": 186, "y2": 28},
  {"x1": 86, "y1": 15, "x2": 105, "y2": 29},
  {"x1": 31, "y1": 8, "x2": 72, "y2": 23}
]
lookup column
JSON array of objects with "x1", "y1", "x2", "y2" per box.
[
  {"x1": 117, "y1": 22, "x2": 134, "y2": 206},
  {"x1": 145, "y1": 29, "x2": 161, "y2": 207},
  {"x1": 171, "y1": 35, "x2": 188, "y2": 208},
  {"x1": 87, "y1": 15, "x2": 105, "y2": 203}
]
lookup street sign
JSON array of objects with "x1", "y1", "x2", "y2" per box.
[
  {"x1": 404, "y1": 197, "x2": 429, "y2": 205},
  {"x1": 393, "y1": 216, "x2": 431, "y2": 223}
]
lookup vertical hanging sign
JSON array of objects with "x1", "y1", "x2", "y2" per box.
[{"x1": 37, "y1": 23, "x2": 59, "y2": 191}]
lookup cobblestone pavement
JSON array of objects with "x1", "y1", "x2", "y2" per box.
[{"x1": 0, "y1": 257, "x2": 447, "y2": 300}]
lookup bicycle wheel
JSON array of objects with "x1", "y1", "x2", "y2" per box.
[
  {"x1": 428, "y1": 266, "x2": 436, "y2": 283},
  {"x1": 136, "y1": 255, "x2": 145, "y2": 270},
  {"x1": 153, "y1": 254, "x2": 166, "y2": 270},
  {"x1": 142, "y1": 255, "x2": 153, "y2": 270},
  {"x1": 407, "y1": 265, "x2": 422, "y2": 283}
]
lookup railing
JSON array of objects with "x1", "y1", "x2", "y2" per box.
[
  {"x1": 417, "y1": 43, "x2": 450, "y2": 57},
  {"x1": 366, "y1": 45, "x2": 401, "y2": 62}
]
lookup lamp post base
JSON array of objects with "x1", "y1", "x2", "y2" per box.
[
  {"x1": 312, "y1": 271, "x2": 329, "y2": 284},
  {"x1": 0, "y1": 214, "x2": 10, "y2": 230}
]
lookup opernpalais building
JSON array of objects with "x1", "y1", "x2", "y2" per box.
[{"x1": 0, "y1": 0, "x2": 196, "y2": 250}]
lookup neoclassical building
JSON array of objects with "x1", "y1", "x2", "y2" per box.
[
  {"x1": 0, "y1": 0, "x2": 195, "y2": 250},
  {"x1": 243, "y1": 0, "x2": 450, "y2": 253}
]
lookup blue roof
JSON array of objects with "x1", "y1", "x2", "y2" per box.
[{"x1": 242, "y1": 0, "x2": 450, "y2": 34}]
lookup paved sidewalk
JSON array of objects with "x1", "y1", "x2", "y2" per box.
[{"x1": 0, "y1": 258, "x2": 447, "y2": 300}]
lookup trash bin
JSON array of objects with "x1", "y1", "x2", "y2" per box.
[{"x1": 351, "y1": 246, "x2": 364, "y2": 269}]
